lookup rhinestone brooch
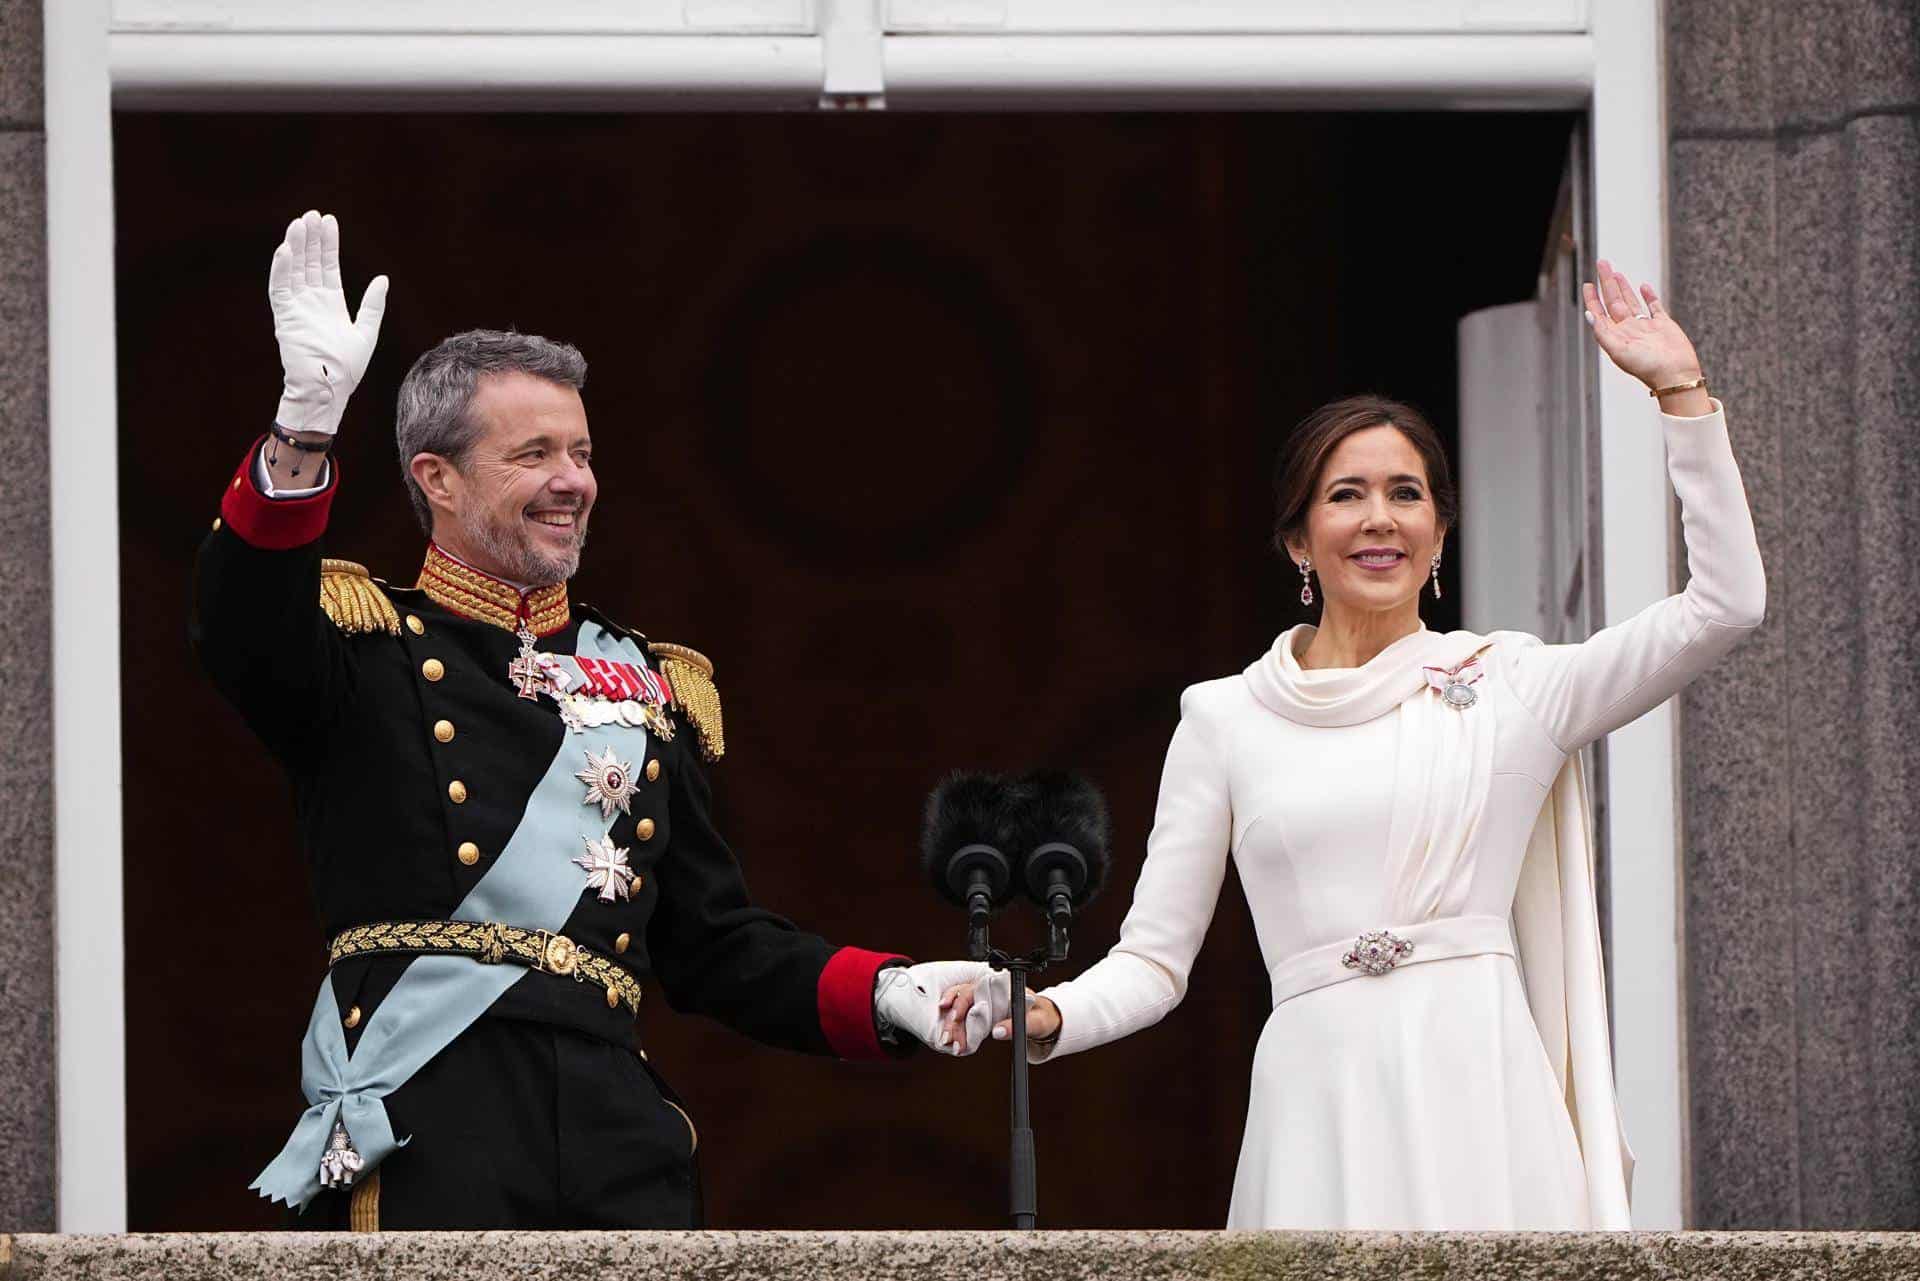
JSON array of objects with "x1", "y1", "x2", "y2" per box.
[{"x1": 1342, "y1": 929, "x2": 1415, "y2": 976}]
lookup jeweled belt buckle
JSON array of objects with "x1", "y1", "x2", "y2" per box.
[
  {"x1": 1342, "y1": 929, "x2": 1414, "y2": 976},
  {"x1": 533, "y1": 930, "x2": 580, "y2": 978}
]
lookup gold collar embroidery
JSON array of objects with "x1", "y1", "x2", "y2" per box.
[{"x1": 417, "y1": 543, "x2": 570, "y2": 637}]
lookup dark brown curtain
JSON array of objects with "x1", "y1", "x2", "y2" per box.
[{"x1": 115, "y1": 111, "x2": 1571, "y2": 1229}]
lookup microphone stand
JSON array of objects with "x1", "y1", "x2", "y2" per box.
[{"x1": 986, "y1": 924, "x2": 1069, "y2": 1230}]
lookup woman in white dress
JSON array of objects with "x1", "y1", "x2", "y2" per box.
[{"x1": 940, "y1": 261, "x2": 1765, "y2": 1230}]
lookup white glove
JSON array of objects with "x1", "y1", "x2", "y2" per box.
[
  {"x1": 269, "y1": 210, "x2": 389, "y2": 436},
  {"x1": 874, "y1": 960, "x2": 1005, "y2": 1057}
]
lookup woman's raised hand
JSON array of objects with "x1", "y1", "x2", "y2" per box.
[
  {"x1": 1581, "y1": 259, "x2": 1705, "y2": 392},
  {"x1": 938, "y1": 978, "x2": 1060, "y2": 1053}
]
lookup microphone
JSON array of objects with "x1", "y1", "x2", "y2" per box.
[
  {"x1": 1015, "y1": 770, "x2": 1111, "y2": 959},
  {"x1": 921, "y1": 771, "x2": 1029, "y2": 960}
]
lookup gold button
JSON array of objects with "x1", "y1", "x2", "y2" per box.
[
  {"x1": 434, "y1": 720, "x2": 455, "y2": 743},
  {"x1": 605, "y1": 985, "x2": 620, "y2": 1009},
  {"x1": 406, "y1": 615, "x2": 425, "y2": 636},
  {"x1": 422, "y1": 658, "x2": 445, "y2": 682},
  {"x1": 646, "y1": 760, "x2": 661, "y2": 783},
  {"x1": 211, "y1": 517, "x2": 222, "y2": 531},
  {"x1": 457, "y1": 841, "x2": 480, "y2": 865},
  {"x1": 448, "y1": 780, "x2": 468, "y2": 804},
  {"x1": 614, "y1": 932, "x2": 631, "y2": 954},
  {"x1": 231, "y1": 475, "x2": 242, "y2": 490},
  {"x1": 636, "y1": 818, "x2": 655, "y2": 841},
  {"x1": 343, "y1": 1005, "x2": 362, "y2": 1029}
]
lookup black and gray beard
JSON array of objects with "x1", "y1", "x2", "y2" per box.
[{"x1": 459, "y1": 503, "x2": 589, "y2": 587}]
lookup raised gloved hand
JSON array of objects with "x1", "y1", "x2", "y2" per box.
[
  {"x1": 269, "y1": 210, "x2": 389, "y2": 435},
  {"x1": 875, "y1": 960, "x2": 1024, "y2": 1057}
]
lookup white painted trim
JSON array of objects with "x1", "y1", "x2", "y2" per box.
[
  {"x1": 108, "y1": 31, "x2": 1590, "y2": 111},
  {"x1": 882, "y1": 34, "x2": 1590, "y2": 107},
  {"x1": 43, "y1": 0, "x2": 129, "y2": 1234},
  {"x1": 1590, "y1": 0, "x2": 1685, "y2": 1230},
  {"x1": 821, "y1": 0, "x2": 886, "y2": 105},
  {"x1": 886, "y1": 0, "x2": 1588, "y2": 32},
  {"x1": 111, "y1": 0, "x2": 814, "y2": 34},
  {"x1": 112, "y1": 34, "x2": 825, "y2": 110}
]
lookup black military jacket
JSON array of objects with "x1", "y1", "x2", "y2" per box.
[{"x1": 193, "y1": 441, "x2": 902, "y2": 1061}]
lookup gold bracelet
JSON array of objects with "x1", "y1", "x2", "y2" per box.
[{"x1": 1648, "y1": 376, "x2": 1709, "y2": 398}]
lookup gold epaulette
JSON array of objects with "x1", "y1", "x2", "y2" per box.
[
  {"x1": 650, "y1": 642, "x2": 725, "y2": 763},
  {"x1": 319, "y1": 559, "x2": 401, "y2": 636}
]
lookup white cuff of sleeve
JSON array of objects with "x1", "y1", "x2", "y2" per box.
[{"x1": 254, "y1": 447, "x2": 330, "y2": 499}]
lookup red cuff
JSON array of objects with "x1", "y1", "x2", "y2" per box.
[
  {"x1": 218, "y1": 436, "x2": 338, "y2": 550},
  {"x1": 818, "y1": 947, "x2": 910, "y2": 1061}
]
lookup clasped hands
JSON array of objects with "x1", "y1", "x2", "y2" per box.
[{"x1": 876, "y1": 964, "x2": 1064, "y2": 1058}]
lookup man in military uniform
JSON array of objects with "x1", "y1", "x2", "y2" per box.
[{"x1": 194, "y1": 211, "x2": 999, "y2": 1230}]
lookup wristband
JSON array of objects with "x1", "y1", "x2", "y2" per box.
[{"x1": 267, "y1": 421, "x2": 334, "y2": 481}]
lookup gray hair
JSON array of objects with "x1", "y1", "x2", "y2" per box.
[{"x1": 394, "y1": 329, "x2": 589, "y2": 535}]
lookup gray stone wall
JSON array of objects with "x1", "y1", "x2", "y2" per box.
[
  {"x1": 0, "y1": 0, "x2": 52, "y2": 1238},
  {"x1": 6, "y1": 1230, "x2": 1920, "y2": 1281},
  {"x1": 1670, "y1": 0, "x2": 1920, "y2": 1230}
]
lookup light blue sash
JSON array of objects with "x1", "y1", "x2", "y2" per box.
[{"x1": 252, "y1": 621, "x2": 656, "y2": 1210}]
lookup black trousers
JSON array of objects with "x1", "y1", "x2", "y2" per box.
[{"x1": 294, "y1": 1017, "x2": 701, "y2": 1230}]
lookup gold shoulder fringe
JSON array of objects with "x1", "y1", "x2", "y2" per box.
[
  {"x1": 320, "y1": 559, "x2": 402, "y2": 637},
  {"x1": 650, "y1": 642, "x2": 725, "y2": 762}
]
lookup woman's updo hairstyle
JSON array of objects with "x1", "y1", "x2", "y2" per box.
[{"x1": 1271, "y1": 393, "x2": 1459, "y2": 557}]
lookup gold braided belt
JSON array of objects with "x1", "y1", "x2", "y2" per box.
[{"x1": 328, "y1": 920, "x2": 643, "y2": 1015}]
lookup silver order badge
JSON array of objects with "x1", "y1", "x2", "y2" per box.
[
  {"x1": 1422, "y1": 656, "x2": 1486, "y2": 710},
  {"x1": 318, "y1": 1118, "x2": 365, "y2": 1188}
]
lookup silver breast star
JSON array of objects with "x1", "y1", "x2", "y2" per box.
[{"x1": 575, "y1": 745, "x2": 638, "y2": 818}]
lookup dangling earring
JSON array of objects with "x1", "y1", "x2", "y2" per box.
[
  {"x1": 1430, "y1": 549, "x2": 1443, "y2": 600},
  {"x1": 1298, "y1": 558, "x2": 1315, "y2": 607}
]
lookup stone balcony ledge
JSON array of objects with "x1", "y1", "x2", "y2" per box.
[{"x1": 5, "y1": 1230, "x2": 1920, "y2": 1281}]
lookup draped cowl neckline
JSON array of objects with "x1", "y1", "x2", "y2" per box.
[{"x1": 1243, "y1": 623, "x2": 1492, "y2": 728}]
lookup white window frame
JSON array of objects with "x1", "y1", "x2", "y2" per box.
[{"x1": 43, "y1": 0, "x2": 1681, "y2": 1231}]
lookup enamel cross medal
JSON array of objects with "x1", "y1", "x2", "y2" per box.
[{"x1": 508, "y1": 620, "x2": 546, "y2": 701}]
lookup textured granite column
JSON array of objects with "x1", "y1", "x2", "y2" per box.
[
  {"x1": 1669, "y1": 0, "x2": 1920, "y2": 1230},
  {"x1": 0, "y1": 0, "x2": 51, "y2": 1236}
]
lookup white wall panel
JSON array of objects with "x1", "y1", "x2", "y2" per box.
[{"x1": 1459, "y1": 301, "x2": 1551, "y2": 639}]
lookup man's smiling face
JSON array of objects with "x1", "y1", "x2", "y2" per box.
[{"x1": 438, "y1": 371, "x2": 597, "y2": 586}]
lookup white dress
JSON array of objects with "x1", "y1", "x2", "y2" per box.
[{"x1": 1032, "y1": 402, "x2": 1765, "y2": 1230}]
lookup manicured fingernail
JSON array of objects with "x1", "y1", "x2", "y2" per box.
[
  {"x1": 992, "y1": 1026, "x2": 1008, "y2": 1040},
  {"x1": 1584, "y1": 311, "x2": 1595, "y2": 325}
]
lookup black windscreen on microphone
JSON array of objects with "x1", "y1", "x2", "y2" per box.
[
  {"x1": 1017, "y1": 770, "x2": 1112, "y2": 928},
  {"x1": 921, "y1": 771, "x2": 1030, "y2": 958}
]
